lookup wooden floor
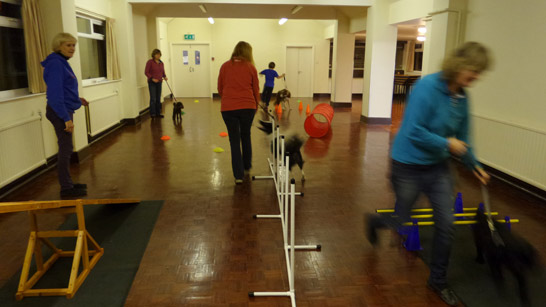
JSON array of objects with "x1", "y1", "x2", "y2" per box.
[{"x1": 1, "y1": 96, "x2": 545, "y2": 306}]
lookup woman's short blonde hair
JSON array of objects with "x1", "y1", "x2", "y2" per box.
[
  {"x1": 442, "y1": 41, "x2": 492, "y2": 82},
  {"x1": 51, "y1": 33, "x2": 77, "y2": 52},
  {"x1": 151, "y1": 49, "x2": 161, "y2": 58},
  {"x1": 231, "y1": 41, "x2": 255, "y2": 66}
]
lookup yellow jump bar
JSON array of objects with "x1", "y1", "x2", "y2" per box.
[
  {"x1": 402, "y1": 219, "x2": 519, "y2": 226},
  {"x1": 377, "y1": 208, "x2": 480, "y2": 213},
  {"x1": 410, "y1": 212, "x2": 499, "y2": 219}
]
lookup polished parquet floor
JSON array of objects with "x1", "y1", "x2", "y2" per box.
[{"x1": 1, "y1": 96, "x2": 545, "y2": 306}]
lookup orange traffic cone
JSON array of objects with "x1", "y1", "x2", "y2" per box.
[
  {"x1": 298, "y1": 101, "x2": 303, "y2": 111},
  {"x1": 306, "y1": 104, "x2": 311, "y2": 114}
]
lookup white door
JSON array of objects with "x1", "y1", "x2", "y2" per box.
[
  {"x1": 171, "y1": 44, "x2": 211, "y2": 98},
  {"x1": 286, "y1": 47, "x2": 313, "y2": 97}
]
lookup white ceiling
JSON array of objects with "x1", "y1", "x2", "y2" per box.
[
  {"x1": 132, "y1": 3, "x2": 367, "y2": 20},
  {"x1": 132, "y1": 3, "x2": 422, "y2": 41}
]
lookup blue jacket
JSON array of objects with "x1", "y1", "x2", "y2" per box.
[
  {"x1": 391, "y1": 72, "x2": 478, "y2": 169},
  {"x1": 260, "y1": 69, "x2": 279, "y2": 88},
  {"x1": 41, "y1": 52, "x2": 81, "y2": 122}
]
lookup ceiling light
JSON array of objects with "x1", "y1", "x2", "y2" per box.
[
  {"x1": 417, "y1": 36, "x2": 426, "y2": 42},
  {"x1": 279, "y1": 18, "x2": 288, "y2": 25},
  {"x1": 198, "y1": 4, "x2": 207, "y2": 13},
  {"x1": 291, "y1": 5, "x2": 303, "y2": 15},
  {"x1": 208, "y1": 17, "x2": 215, "y2": 24},
  {"x1": 418, "y1": 26, "x2": 427, "y2": 34}
]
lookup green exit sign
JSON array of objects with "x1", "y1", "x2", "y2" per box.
[{"x1": 184, "y1": 34, "x2": 195, "y2": 40}]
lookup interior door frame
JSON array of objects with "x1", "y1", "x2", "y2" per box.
[
  {"x1": 170, "y1": 41, "x2": 213, "y2": 98},
  {"x1": 284, "y1": 44, "x2": 315, "y2": 98}
]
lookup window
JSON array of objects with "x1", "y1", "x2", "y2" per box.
[
  {"x1": 353, "y1": 40, "x2": 365, "y2": 78},
  {"x1": 413, "y1": 43, "x2": 423, "y2": 71},
  {"x1": 328, "y1": 40, "x2": 366, "y2": 78},
  {"x1": 76, "y1": 14, "x2": 106, "y2": 84},
  {"x1": 0, "y1": 0, "x2": 29, "y2": 99}
]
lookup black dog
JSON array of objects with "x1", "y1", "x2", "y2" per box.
[
  {"x1": 472, "y1": 209, "x2": 541, "y2": 306},
  {"x1": 172, "y1": 101, "x2": 184, "y2": 122}
]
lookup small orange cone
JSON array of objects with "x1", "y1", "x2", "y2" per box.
[
  {"x1": 306, "y1": 104, "x2": 311, "y2": 114},
  {"x1": 298, "y1": 101, "x2": 303, "y2": 111}
]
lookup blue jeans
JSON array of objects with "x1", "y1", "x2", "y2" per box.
[
  {"x1": 391, "y1": 160, "x2": 455, "y2": 287},
  {"x1": 221, "y1": 109, "x2": 256, "y2": 179},
  {"x1": 148, "y1": 81, "x2": 162, "y2": 116}
]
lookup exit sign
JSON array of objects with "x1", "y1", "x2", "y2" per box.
[{"x1": 184, "y1": 34, "x2": 195, "y2": 40}]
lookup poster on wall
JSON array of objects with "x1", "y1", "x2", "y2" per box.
[
  {"x1": 183, "y1": 50, "x2": 188, "y2": 65},
  {"x1": 195, "y1": 50, "x2": 200, "y2": 65}
]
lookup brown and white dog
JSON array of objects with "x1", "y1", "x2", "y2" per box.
[{"x1": 274, "y1": 89, "x2": 291, "y2": 110}]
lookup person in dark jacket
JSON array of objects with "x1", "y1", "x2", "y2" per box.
[
  {"x1": 144, "y1": 49, "x2": 167, "y2": 118},
  {"x1": 366, "y1": 42, "x2": 492, "y2": 306},
  {"x1": 42, "y1": 32, "x2": 88, "y2": 197}
]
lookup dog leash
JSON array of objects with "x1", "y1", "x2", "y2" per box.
[
  {"x1": 164, "y1": 79, "x2": 183, "y2": 107},
  {"x1": 480, "y1": 184, "x2": 505, "y2": 247}
]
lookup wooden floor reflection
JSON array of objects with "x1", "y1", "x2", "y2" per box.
[{"x1": 1, "y1": 96, "x2": 544, "y2": 306}]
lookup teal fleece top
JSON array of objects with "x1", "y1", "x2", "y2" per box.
[
  {"x1": 391, "y1": 72, "x2": 478, "y2": 169},
  {"x1": 41, "y1": 52, "x2": 81, "y2": 122}
]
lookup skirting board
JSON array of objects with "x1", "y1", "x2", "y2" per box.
[{"x1": 360, "y1": 115, "x2": 392, "y2": 125}]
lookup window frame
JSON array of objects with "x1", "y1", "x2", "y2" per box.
[
  {"x1": 76, "y1": 13, "x2": 107, "y2": 86},
  {"x1": 0, "y1": 0, "x2": 30, "y2": 101}
]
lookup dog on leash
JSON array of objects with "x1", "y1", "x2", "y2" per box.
[
  {"x1": 274, "y1": 89, "x2": 291, "y2": 110},
  {"x1": 472, "y1": 209, "x2": 541, "y2": 306},
  {"x1": 172, "y1": 101, "x2": 184, "y2": 122}
]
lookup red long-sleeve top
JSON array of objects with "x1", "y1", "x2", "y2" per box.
[
  {"x1": 217, "y1": 58, "x2": 260, "y2": 112},
  {"x1": 144, "y1": 59, "x2": 166, "y2": 82}
]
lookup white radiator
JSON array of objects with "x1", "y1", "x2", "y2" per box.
[
  {"x1": 138, "y1": 85, "x2": 149, "y2": 112},
  {"x1": 0, "y1": 115, "x2": 46, "y2": 188},
  {"x1": 86, "y1": 91, "x2": 120, "y2": 137},
  {"x1": 473, "y1": 115, "x2": 546, "y2": 190}
]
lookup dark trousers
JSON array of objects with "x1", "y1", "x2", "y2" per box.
[
  {"x1": 46, "y1": 105, "x2": 74, "y2": 190},
  {"x1": 261, "y1": 86, "x2": 274, "y2": 106},
  {"x1": 148, "y1": 81, "x2": 162, "y2": 116},
  {"x1": 221, "y1": 109, "x2": 256, "y2": 179},
  {"x1": 391, "y1": 160, "x2": 455, "y2": 287}
]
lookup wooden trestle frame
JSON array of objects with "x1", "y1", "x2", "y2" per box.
[{"x1": 0, "y1": 198, "x2": 140, "y2": 300}]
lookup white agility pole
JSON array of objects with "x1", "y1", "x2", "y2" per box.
[{"x1": 249, "y1": 179, "x2": 297, "y2": 306}]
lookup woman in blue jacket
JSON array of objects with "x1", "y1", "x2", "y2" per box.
[
  {"x1": 369, "y1": 42, "x2": 491, "y2": 306},
  {"x1": 42, "y1": 33, "x2": 88, "y2": 197}
]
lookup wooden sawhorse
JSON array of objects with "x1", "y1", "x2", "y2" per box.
[{"x1": 0, "y1": 198, "x2": 140, "y2": 300}]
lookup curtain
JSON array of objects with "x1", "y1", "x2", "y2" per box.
[
  {"x1": 21, "y1": 0, "x2": 47, "y2": 93},
  {"x1": 106, "y1": 17, "x2": 121, "y2": 80}
]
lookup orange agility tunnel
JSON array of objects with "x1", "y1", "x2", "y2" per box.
[{"x1": 304, "y1": 103, "x2": 334, "y2": 138}]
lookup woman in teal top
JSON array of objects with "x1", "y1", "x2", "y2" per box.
[{"x1": 370, "y1": 42, "x2": 491, "y2": 306}]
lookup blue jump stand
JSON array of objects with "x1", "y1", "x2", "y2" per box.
[
  {"x1": 504, "y1": 216, "x2": 512, "y2": 231},
  {"x1": 454, "y1": 192, "x2": 464, "y2": 220},
  {"x1": 404, "y1": 219, "x2": 422, "y2": 251}
]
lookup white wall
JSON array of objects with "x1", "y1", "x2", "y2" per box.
[
  {"x1": 464, "y1": 0, "x2": 546, "y2": 188},
  {"x1": 75, "y1": 0, "x2": 112, "y2": 16},
  {"x1": 465, "y1": 0, "x2": 545, "y2": 131},
  {"x1": 163, "y1": 18, "x2": 332, "y2": 95}
]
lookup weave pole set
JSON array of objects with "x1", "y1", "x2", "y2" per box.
[{"x1": 250, "y1": 117, "x2": 321, "y2": 306}]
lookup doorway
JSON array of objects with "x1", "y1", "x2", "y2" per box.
[
  {"x1": 285, "y1": 46, "x2": 313, "y2": 97},
  {"x1": 171, "y1": 43, "x2": 211, "y2": 98}
]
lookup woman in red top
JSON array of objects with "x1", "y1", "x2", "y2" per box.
[
  {"x1": 218, "y1": 41, "x2": 261, "y2": 184},
  {"x1": 145, "y1": 49, "x2": 167, "y2": 118}
]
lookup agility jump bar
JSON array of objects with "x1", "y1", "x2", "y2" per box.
[
  {"x1": 377, "y1": 208, "x2": 481, "y2": 213},
  {"x1": 402, "y1": 219, "x2": 519, "y2": 226}
]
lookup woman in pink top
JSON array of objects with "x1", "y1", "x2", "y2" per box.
[
  {"x1": 218, "y1": 41, "x2": 260, "y2": 184},
  {"x1": 145, "y1": 49, "x2": 168, "y2": 118}
]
